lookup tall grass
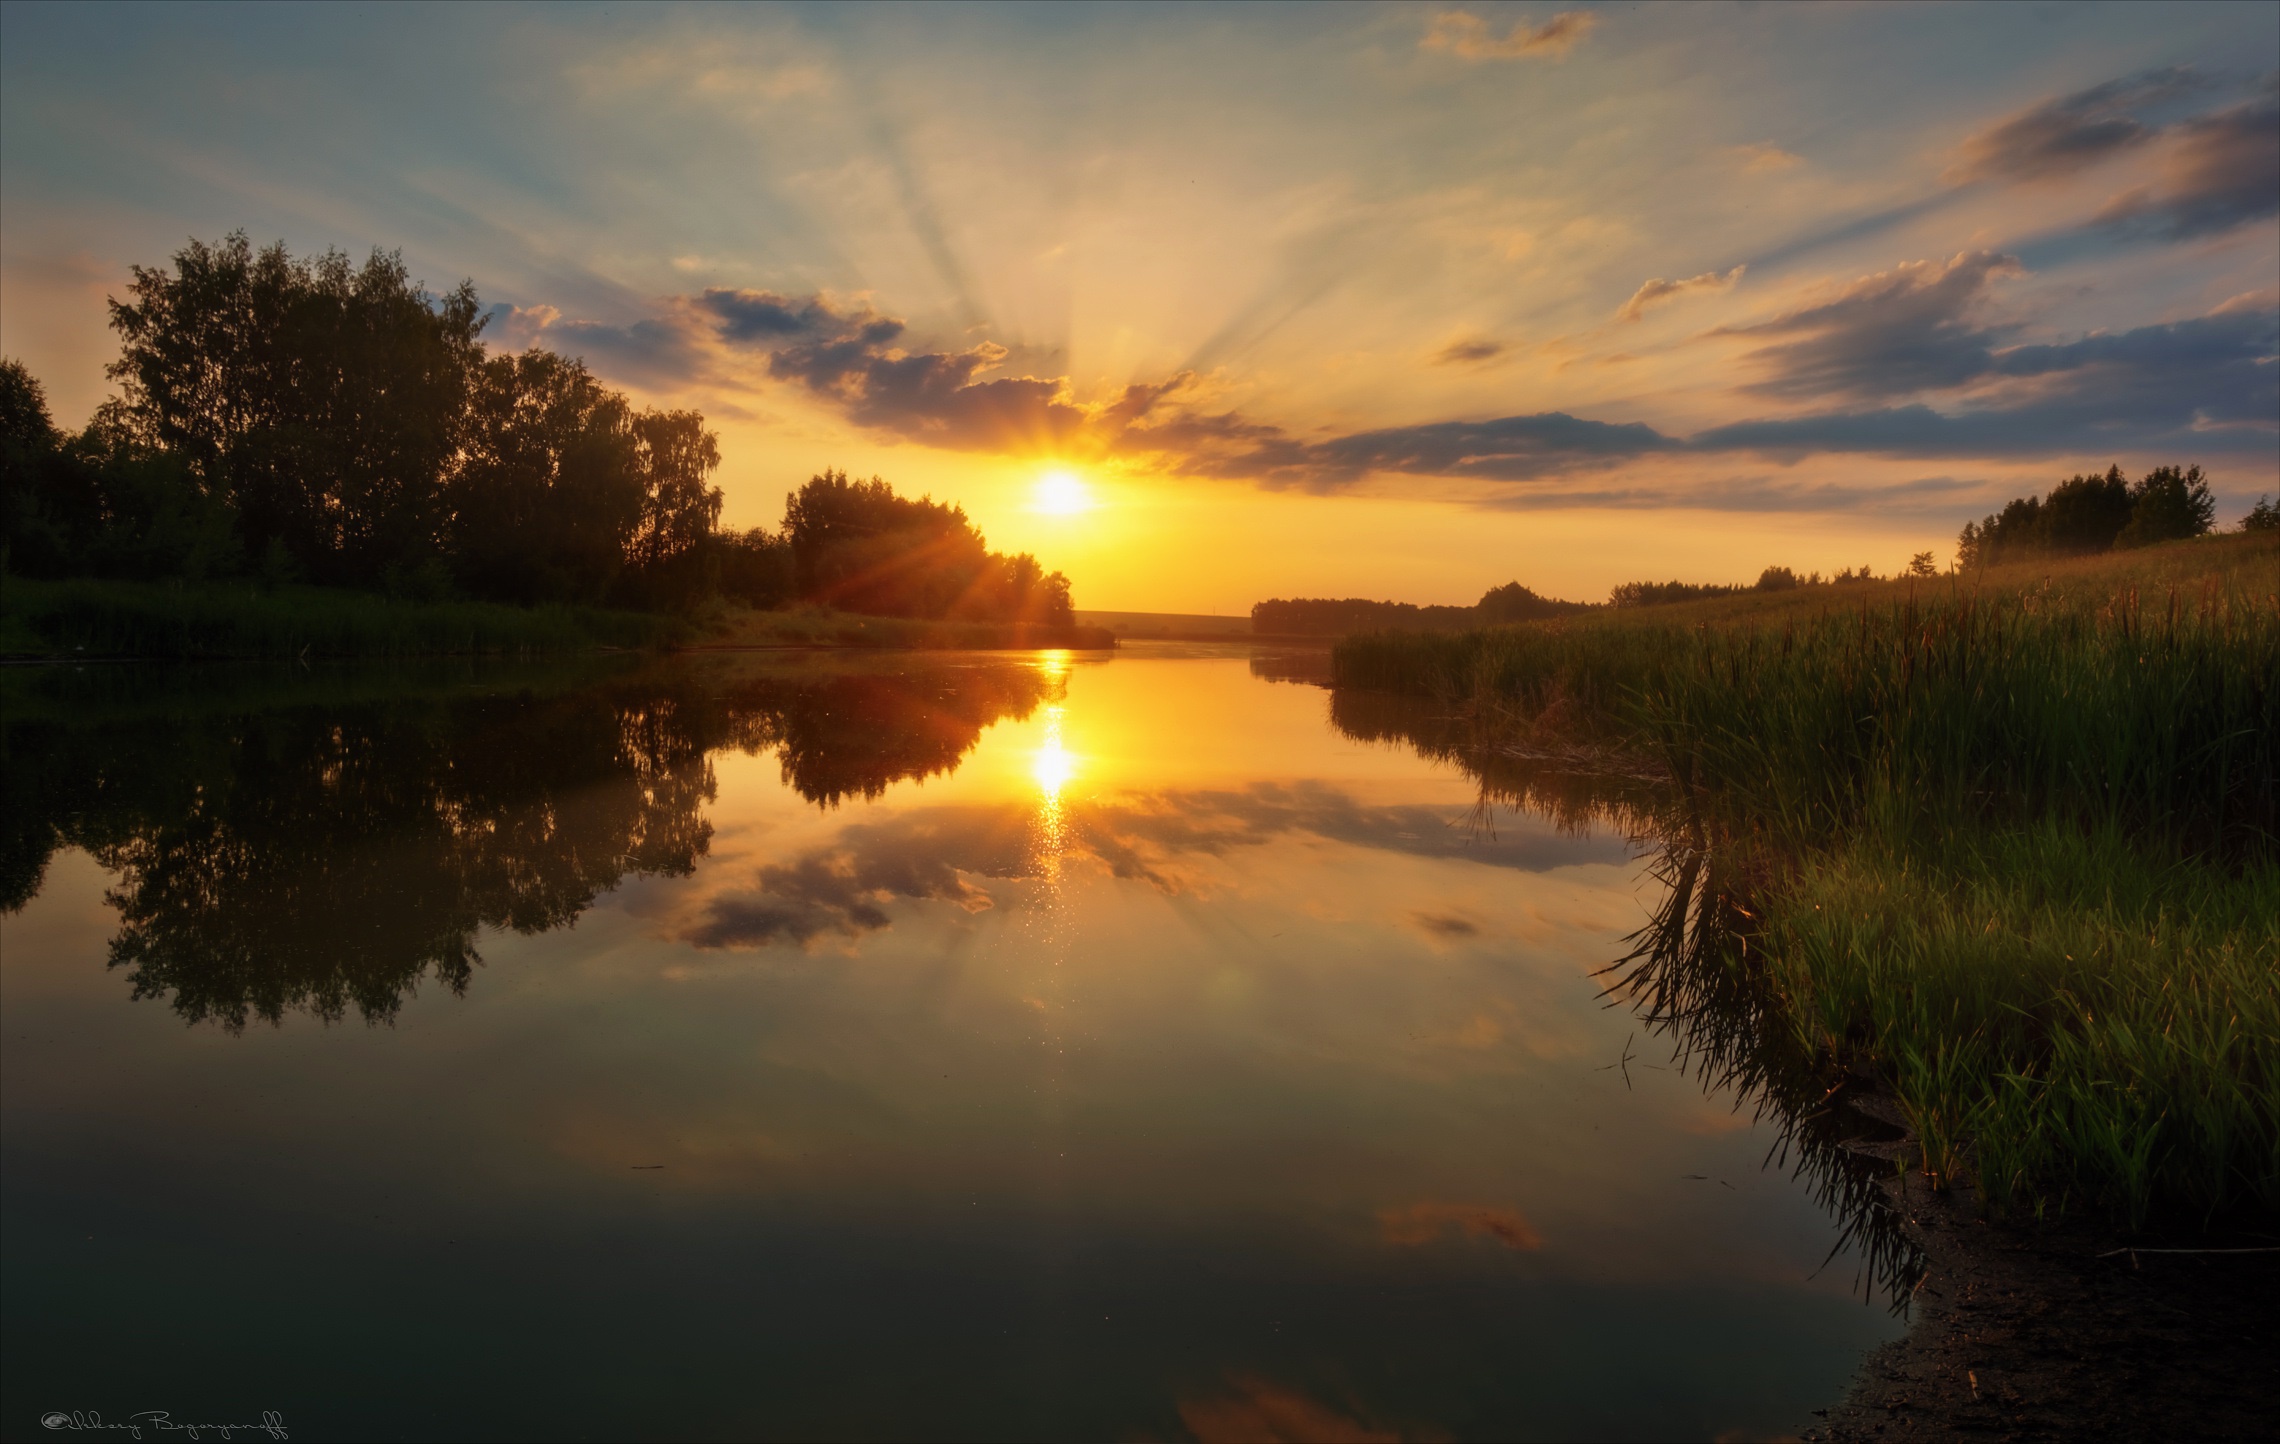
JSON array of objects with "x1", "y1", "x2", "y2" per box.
[
  {"x1": 1335, "y1": 535, "x2": 2280, "y2": 1228},
  {"x1": 2, "y1": 576, "x2": 672, "y2": 659}
]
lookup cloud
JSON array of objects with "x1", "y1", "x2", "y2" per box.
[
  {"x1": 1378, "y1": 1201, "x2": 1542, "y2": 1249},
  {"x1": 1422, "y1": 10, "x2": 1597, "y2": 60},
  {"x1": 1693, "y1": 301, "x2": 2279, "y2": 458},
  {"x1": 1178, "y1": 1377, "x2": 1405, "y2": 1444},
  {"x1": 482, "y1": 302, "x2": 712, "y2": 389},
  {"x1": 694, "y1": 287, "x2": 1096, "y2": 452},
  {"x1": 1729, "y1": 142, "x2": 1803, "y2": 174},
  {"x1": 1944, "y1": 68, "x2": 2199, "y2": 184},
  {"x1": 1719, "y1": 251, "x2": 2022, "y2": 400},
  {"x1": 1616, "y1": 265, "x2": 1745, "y2": 322},
  {"x1": 1434, "y1": 337, "x2": 1505, "y2": 365},
  {"x1": 2094, "y1": 97, "x2": 2280, "y2": 240},
  {"x1": 678, "y1": 782, "x2": 1612, "y2": 950}
]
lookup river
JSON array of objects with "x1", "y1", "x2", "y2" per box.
[{"x1": 1, "y1": 644, "x2": 1904, "y2": 1441}]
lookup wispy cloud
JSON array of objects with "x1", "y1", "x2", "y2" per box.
[
  {"x1": 1616, "y1": 265, "x2": 1745, "y2": 322},
  {"x1": 1943, "y1": 69, "x2": 2201, "y2": 184},
  {"x1": 1421, "y1": 10, "x2": 1596, "y2": 61},
  {"x1": 1434, "y1": 337, "x2": 1505, "y2": 365},
  {"x1": 2094, "y1": 96, "x2": 2280, "y2": 240},
  {"x1": 1728, "y1": 142, "x2": 1804, "y2": 174},
  {"x1": 1718, "y1": 251, "x2": 2021, "y2": 400}
]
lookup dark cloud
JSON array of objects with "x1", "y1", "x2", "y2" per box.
[
  {"x1": 1286, "y1": 413, "x2": 1676, "y2": 488},
  {"x1": 1944, "y1": 69, "x2": 2199, "y2": 184},
  {"x1": 696, "y1": 288, "x2": 881, "y2": 344},
  {"x1": 2094, "y1": 98, "x2": 2280, "y2": 240},
  {"x1": 482, "y1": 303, "x2": 709, "y2": 388},
  {"x1": 1695, "y1": 302, "x2": 2279, "y2": 458},
  {"x1": 683, "y1": 809, "x2": 1027, "y2": 949},
  {"x1": 1435, "y1": 338, "x2": 1505, "y2": 365},
  {"x1": 1720, "y1": 251, "x2": 2022, "y2": 400},
  {"x1": 694, "y1": 288, "x2": 1093, "y2": 452}
]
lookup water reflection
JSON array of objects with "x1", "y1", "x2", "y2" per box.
[
  {"x1": 3, "y1": 651, "x2": 1908, "y2": 1440},
  {"x1": 0, "y1": 655, "x2": 1054, "y2": 1027},
  {"x1": 1326, "y1": 686, "x2": 1928, "y2": 1308}
]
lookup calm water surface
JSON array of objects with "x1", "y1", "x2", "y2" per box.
[{"x1": 2, "y1": 646, "x2": 1902, "y2": 1441}]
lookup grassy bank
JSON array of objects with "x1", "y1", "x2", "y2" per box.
[
  {"x1": 1334, "y1": 533, "x2": 2280, "y2": 1228},
  {"x1": 1, "y1": 575, "x2": 673, "y2": 660},
  {"x1": 0, "y1": 580, "x2": 1119, "y2": 661},
  {"x1": 689, "y1": 602, "x2": 1116, "y2": 651}
]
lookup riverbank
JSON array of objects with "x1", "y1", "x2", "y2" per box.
[
  {"x1": 686, "y1": 601, "x2": 1115, "y2": 651},
  {"x1": 1805, "y1": 1172, "x2": 2280, "y2": 1441},
  {"x1": 0, "y1": 578, "x2": 1117, "y2": 660},
  {"x1": 1331, "y1": 532, "x2": 2279, "y2": 1233},
  {"x1": 1, "y1": 575, "x2": 671, "y2": 659}
]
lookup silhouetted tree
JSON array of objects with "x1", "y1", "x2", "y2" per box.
[
  {"x1": 448, "y1": 349, "x2": 646, "y2": 603},
  {"x1": 106, "y1": 233, "x2": 485, "y2": 586},
  {"x1": 783, "y1": 469, "x2": 1073, "y2": 625},
  {"x1": 2116, "y1": 465, "x2": 2216, "y2": 548},
  {"x1": 1960, "y1": 463, "x2": 2215, "y2": 566}
]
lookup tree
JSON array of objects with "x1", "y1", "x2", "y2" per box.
[
  {"x1": 2, "y1": 360, "x2": 235, "y2": 580},
  {"x1": 2116, "y1": 465, "x2": 2216, "y2": 548},
  {"x1": 2244, "y1": 496, "x2": 2278, "y2": 533},
  {"x1": 1907, "y1": 551, "x2": 1939, "y2": 577},
  {"x1": 105, "y1": 233, "x2": 484, "y2": 586},
  {"x1": 2040, "y1": 466, "x2": 2133, "y2": 554},
  {"x1": 781, "y1": 469, "x2": 1072, "y2": 625}
]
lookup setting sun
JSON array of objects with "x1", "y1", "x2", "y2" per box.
[{"x1": 1033, "y1": 469, "x2": 1094, "y2": 516}]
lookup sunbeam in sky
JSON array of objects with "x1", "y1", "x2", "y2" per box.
[{"x1": 1, "y1": 1, "x2": 2273, "y2": 611}]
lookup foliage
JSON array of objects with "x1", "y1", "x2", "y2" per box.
[
  {"x1": 105, "y1": 233, "x2": 486, "y2": 587},
  {"x1": 1332, "y1": 536, "x2": 2280, "y2": 1226},
  {"x1": 1, "y1": 575, "x2": 668, "y2": 660},
  {"x1": 1609, "y1": 578, "x2": 1745, "y2": 608},
  {"x1": 1254, "y1": 581, "x2": 1590, "y2": 635},
  {"x1": 0, "y1": 655, "x2": 1057, "y2": 1021},
  {"x1": 782, "y1": 469, "x2": 1073, "y2": 626},
  {"x1": 12, "y1": 233, "x2": 728, "y2": 612},
  {"x1": 1959, "y1": 463, "x2": 2216, "y2": 567}
]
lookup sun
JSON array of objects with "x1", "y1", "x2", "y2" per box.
[{"x1": 1033, "y1": 468, "x2": 1094, "y2": 515}]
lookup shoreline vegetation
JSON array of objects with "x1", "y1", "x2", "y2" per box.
[
  {"x1": 1, "y1": 233, "x2": 1110, "y2": 661},
  {"x1": 0, "y1": 577, "x2": 1114, "y2": 662},
  {"x1": 1332, "y1": 529, "x2": 2279, "y2": 1234}
]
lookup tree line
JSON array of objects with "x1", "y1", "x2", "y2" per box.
[
  {"x1": 1, "y1": 658, "x2": 1055, "y2": 1025},
  {"x1": 1252, "y1": 582, "x2": 1586, "y2": 635},
  {"x1": 1258, "y1": 461, "x2": 2262, "y2": 635},
  {"x1": 1956, "y1": 464, "x2": 2245, "y2": 568},
  {"x1": 0, "y1": 232, "x2": 1073, "y2": 626}
]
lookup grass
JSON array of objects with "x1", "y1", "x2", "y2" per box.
[
  {"x1": 1, "y1": 575, "x2": 672, "y2": 659},
  {"x1": 687, "y1": 600, "x2": 1116, "y2": 651},
  {"x1": 1334, "y1": 532, "x2": 2280, "y2": 1229}
]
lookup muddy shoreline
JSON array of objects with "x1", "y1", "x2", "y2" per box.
[{"x1": 1803, "y1": 1174, "x2": 2280, "y2": 1441}]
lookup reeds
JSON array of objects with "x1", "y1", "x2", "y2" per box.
[{"x1": 1335, "y1": 535, "x2": 2280, "y2": 1227}]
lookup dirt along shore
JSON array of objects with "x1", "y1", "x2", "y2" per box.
[{"x1": 1803, "y1": 1172, "x2": 2280, "y2": 1441}]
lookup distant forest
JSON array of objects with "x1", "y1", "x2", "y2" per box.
[
  {"x1": 1253, "y1": 582, "x2": 1588, "y2": 635},
  {"x1": 0, "y1": 232, "x2": 1071, "y2": 627},
  {"x1": 1257, "y1": 461, "x2": 2264, "y2": 635},
  {"x1": 1957, "y1": 464, "x2": 2255, "y2": 567}
]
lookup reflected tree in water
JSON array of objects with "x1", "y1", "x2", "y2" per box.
[
  {"x1": 1332, "y1": 684, "x2": 1928, "y2": 1308},
  {"x1": 2, "y1": 658, "x2": 1053, "y2": 1027}
]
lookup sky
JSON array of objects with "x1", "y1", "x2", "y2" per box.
[{"x1": 2, "y1": 1, "x2": 2274, "y2": 612}]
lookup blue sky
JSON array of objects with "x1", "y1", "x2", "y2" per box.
[{"x1": 4, "y1": 2, "x2": 2274, "y2": 609}]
